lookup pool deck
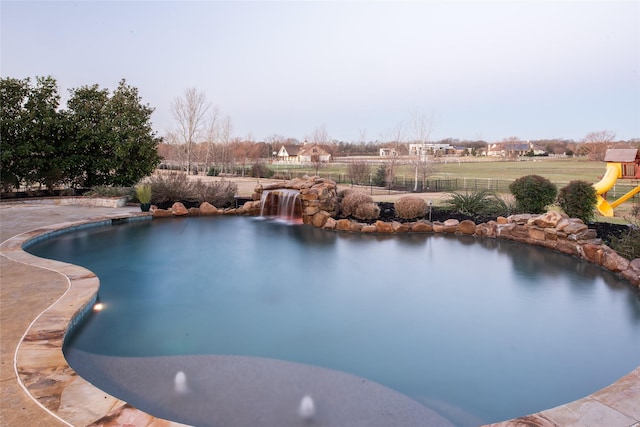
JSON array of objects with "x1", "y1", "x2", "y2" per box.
[{"x1": 1, "y1": 202, "x2": 639, "y2": 427}]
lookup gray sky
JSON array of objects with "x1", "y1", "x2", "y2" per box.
[{"x1": 2, "y1": 0, "x2": 639, "y2": 142}]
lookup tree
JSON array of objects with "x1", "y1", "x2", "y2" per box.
[
  {"x1": 409, "y1": 110, "x2": 436, "y2": 191},
  {"x1": 580, "y1": 130, "x2": 616, "y2": 161},
  {"x1": 171, "y1": 87, "x2": 209, "y2": 174},
  {"x1": 105, "y1": 80, "x2": 162, "y2": 186},
  {"x1": 347, "y1": 161, "x2": 371, "y2": 185},
  {"x1": 66, "y1": 80, "x2": 161, "y2": 187},
  {"x1": 0, "y1": 76, "x2": 69, "y2": 191}
]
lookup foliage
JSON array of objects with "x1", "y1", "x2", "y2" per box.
[
  {"x1": 347, "y1": 161, "x2": 371, "y2": 185},
  {"x1": 340, "y1": 190, "x2": 375, "y2": 217},
  {"x1": 66, "y1": 79, "x2": 162, "y2": 187},
  {"x1": 372, "y1": 164, "x2": 387, "y2": 187},
  {"x1": 135, "y1": 184, "x2": 152, "y2": 204},
  {"x1": 609, "y1": 225, "x2": 640, "y2": 260},
  {"x1": 249, "y1": 159, "x2": 273, "y2": 178},
  {"x1": 395, "y1": 196, "x2": 427, "y2": 219},
  {"x1": 509, "y1": 175, "x2": 557, "y2": 214},
  {"x1": 556, "y1": 180, "x2": 597, "y2": 223},
  {"x1": 354, "y1": 202, "x2": 380, "y2": 221},
  {"x1": 443, "y1": 190, "x2": 514, "y2": 217},
  {"x1": 0, "y1": 76, "x2": 161, "y2": 191},
  {"x1": 191, "y1": 179, "x2": 237, "y2": 207},
  {"x1": 148, "y1": 172, "x2": 194, "y2": 204},
  {"x1": 85, "y1": 186, "x2": 131, "y2": 197},
  {"x1": 0, "y1": 76, "x2": 70, "y2": 191}
]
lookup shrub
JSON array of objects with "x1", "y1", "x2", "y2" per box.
[
  {"x1": 609, "y1": 225, "x2": 640, "y2": 260},
  {"x1": 509, "y1": 175, "x2": 557, "y2": 214},
  {"x1": 372, "y1": 165, "x2": 387, "y2": 187},
  {"x1": 191, "y1": 179, "x2": 238, "y2": 207},
  {"x1": 85, "y1": 185, "x2": 132, "y2": 198},
  {"x1": 347, "y1": 161, "x2": 371, "y2": 185},
  {"x1": 354, "y1": 202, "x2": 380, "y2": 221},
  {"x1": 148, "y1": 172, "x2": 194, "y2": 204},
  {"x1": 340, "y1": 191, "x2": 374, "y2": 217},
  {"x1": 249, "y1": 160, "x2": 273, "y2": 178},
  {"x1": 135, "y1": 184, "x2": 152, "y2": 204},
  {"x1": 443, "y1": 190, "x2": 513, "y2": 217},
  {"x1": 395, "y1": 196, "x2": 427, "y2": 219},
  {"x1": 557, "y1": 180, "x2": 597, "y2": 223}
]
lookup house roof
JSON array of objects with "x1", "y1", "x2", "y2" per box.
[
  {"x1": 280, "y1": 144, "x2": 301, "y2": 156},
  {"x1": 604, "y1": 149, "x2": 639, "y2": 163}
]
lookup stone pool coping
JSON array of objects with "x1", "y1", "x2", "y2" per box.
[{"x1": 0, "y1": 208, "x2": 638, "y2": 426}]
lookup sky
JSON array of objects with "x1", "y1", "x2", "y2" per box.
[{"x1": 2, "y1": 0, "x2": 639, "y2": 143}]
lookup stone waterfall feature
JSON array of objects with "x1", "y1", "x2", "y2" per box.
[
  {"x1": 259, "y1": 189, "x2": 303, "y2": 220},
  {"x1": 251, "y1": 177, "x2": 339, "y2": 225}
]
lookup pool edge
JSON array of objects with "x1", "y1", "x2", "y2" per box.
[{"x1": 1, "y1": 213, "x2": 638, "y2": 427}]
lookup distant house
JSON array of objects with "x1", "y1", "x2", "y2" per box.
[
  {"x1": 379, "y1": 147, "x2": 398, "y2": 157},
  {"x1": 276, "y1": 144, "x2": 331, "y2": 163},
  {"x1": 487, "y1": 142, "x2": 532, "y2": 157},
  {"x1": 408, "y1": 143, "x2": 455, "y2": 157}
]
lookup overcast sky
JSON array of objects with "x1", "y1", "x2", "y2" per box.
[{"x1": 2, "y1": 0, "x2": 639, "y2": 143}]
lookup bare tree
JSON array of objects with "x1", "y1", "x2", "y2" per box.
[
  {"x1": 384, "y1": 121, "x2": 404, "y2": 190},
  {"x1": 171, "y1": 88, "x2": 209, "y2": 174},
  {"x1": 347, "y1": 161, "x2": 371, "y2": 185},
  {"x1": 581, "y1": 130, "x2": 616, "y2": 161},
  {"x1": 203, "y1": 106, "x2": 222, "y2": 173},
  {"x1": 409, "y1": 110, "x2": 436, "y2": 191},
  {"x1": 309, "y1": 124, "x2": 329, "y2": 145}
]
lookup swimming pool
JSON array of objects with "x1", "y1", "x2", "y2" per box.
[{"x1": 27, "y1": 216, "x2": 640, "y2": 426}]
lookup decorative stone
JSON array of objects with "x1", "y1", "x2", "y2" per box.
[
  {"x1": 171, "y1": 202, "x2": 188, "y2": 216},
  {"x1": 432, "y1": 222, "x2": 445, "y2": 233},
  {"x1": 392, "y1": 221, "x2": 410, "y2": 233},
  {"x1": 443, "y1": 219, "x2": 459, "y2": 233},
  {"x1": 322, "y1": 217, "x2": 337, "y2": 230},
  {"x1": 152, "y1": 209, "x2": 172, "y2": 218},
  {"x1": 361, "y1": 225, "x2": 377, "y2": 233},
  {"x1": 496, "y1": 216, "x2": 508, "y2": 224},
  {"x1": 411, "y1": 222, "x2": 433, "y2": 233},
  {"x1": 602, "y1": 249, "x2": 630, "y2": 273},
  {"x1": 621, "y1": 258, "x2": 640, "y2": 285},
  {"x1": 312, "y1": 211, "x2": 331, "y2": 228},
  {"x1": 528, "y1": 227, "x2": 545, "y2": 242},
  {"x1": 563, "y1": 221, "x2": 588, "y2": 235},
  {"x1": 375, "y1": 220, "x2": 394, "y2": 233},
  {"x1": 458, "y1": 220, "x2": 476, "y2": 235},
  {"x1": 335, "y1": 219, "x2": 352, "y2": 231},
  {"x1": 509, "y1": 214, "x2": 536, "y2": 224},
  {"x1": 530, "y1": 211, "x2": 565, "y2": 228},
  {"x1": 200, "y1": 202, "x2": 218, "y2": 215},
  {"x1": 187, "y1": 207, "x2": 200, "y2": 216}
]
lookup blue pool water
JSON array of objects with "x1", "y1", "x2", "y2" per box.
[{"x1": 27, "y1": 216, "x2": 640, "y2": 425}]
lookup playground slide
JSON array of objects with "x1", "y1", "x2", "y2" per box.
[{"x1": 593, "y1": 163, "x2": 621, "y2": 217}]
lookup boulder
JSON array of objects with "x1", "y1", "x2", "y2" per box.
[
  {"x1": 621, "y1": 258, "x2": 640, "y2": 286},
  {"x1": 411, "y1": 222, "x2": 433, "y2": 233},
  {"x1": 187, "y1": 207, "x2": 200, "y2": 216},
  {"x1": 335, "y1": 219, "x2": 352, "y2": 231},
  {"x1": 152, "y1": 208, "x2": 173, "y2": 218},
  {"x1": 375, "y1": 221, "x2": 394, "y2": 233},
  {"x1": 458, "y1": 220, "x2": 476, "y2": 235},
  {"x1": 443, "y1": 219, "x2": 459, "y2": 233},
  {"x1": 200, "y1": 202, "x2": 218, "y2": 215},
  {"x1": 322, "y1": 217, "x2": 337, "y2": 230},
  {"x1": 602, "y1": 248, "x2": 630, "y2": 273},
  {"x1": 312, "y1": 211, "x2": 331, "y2": 228},
  {"x1": 171, "y1": 202, "x2": 188, "y2": 216},
  {"x1": 530, "y1": 211, "x2": 565, "y2": 228}
]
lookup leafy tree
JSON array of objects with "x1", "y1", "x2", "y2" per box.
[
  {"x1": 509, "y1": 175, "x2": 557, "y2": 214},
  {"x1": 0, "y1": 76, "x2": 70, "y2": 191},
  {"x1": 66, "y1": 79, "x2": 161, "y2": 187}
]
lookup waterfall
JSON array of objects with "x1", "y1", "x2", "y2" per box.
[{"x1": 259, "y1": 189, "x2": 302, "y2": 221}]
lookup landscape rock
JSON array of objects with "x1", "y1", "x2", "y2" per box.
[
  {"x1": 199, "y1": 202, "x2": 218, "y2": 215},
  {"x1": 171, "y1": 202, "x2": 188, "y2": 216}
]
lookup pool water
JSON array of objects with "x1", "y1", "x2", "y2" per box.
[{"x1": 28, "y1": 216, "x2": 640, "y2": 425}]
